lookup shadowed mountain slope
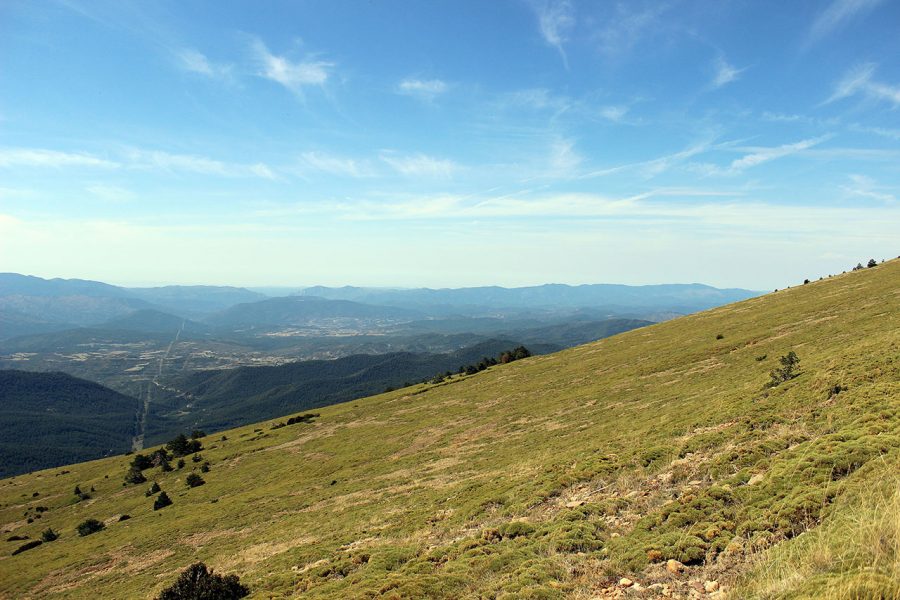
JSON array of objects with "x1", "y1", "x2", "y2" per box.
[{"x1": 0, "y1": 370, "x2": 139, "y2": 478}]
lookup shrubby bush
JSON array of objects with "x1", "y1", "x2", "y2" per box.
[
  {"x1": 156, "y1": 562, "x2": 249, "y2": 600},
  {"x1": 76, "y1": 519, "x2": 105, "y2": 536}
]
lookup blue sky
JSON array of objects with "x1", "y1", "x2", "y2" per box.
[{"x1": 1, "y1": 0, "x2": 898, "y2": 289}]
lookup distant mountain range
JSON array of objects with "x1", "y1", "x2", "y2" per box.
[
  {"x1": 0, "y1": 273, "x2": 263, "y2": 339},
  {"x1": 296, "y1": 282, "x2": 761, "y2": 314},
  {"x1": 0, "y1": 273, "x2": 760, "y2": 342}
]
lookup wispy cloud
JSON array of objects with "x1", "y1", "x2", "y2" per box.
[
  {"x1": 842, "y1": 174, "x2": 896, "y2": 203},
  {"x1": 0, "y1": 146, "x2": 276, "y2": 179},
  {"x1": 176, "y1": 48, "x2": 233, "y2": 80},
  {"x1": 251, "y1": 39, "x2": 332, "y2": 95},
  {"x1": 124, "y1": 149, "x2": 276, "y2": 179},
  {"x1": 808, "y1": 0, "x2": 885, "y2": 44},
  {"x1": 0, "y1": 148, "x2": 118, "y2": 169},
  {"x1": 848, "y1": 123, "x2": 900, "y2": 140},
  {"x1": 531, "y1": 0, "x2": 575, "y2": 67},
  {"x1": 548, "y1": 137, "x2": 582, "y2": 174},
  {"x1": 711, "y1": 56, "x2": 745, "y2": 88},
  {"x1": 698, "y1": 135, "x2": 831, "y2": 175},
  {"x1": 299, "y1": 152, "x2": 375, "y2": 178},
  {"x1": 397, "y1": 78, "x2": 448, "y2": 101},
  {"x1": 825, "y1": 63, "x2": 900, "y2": 107},
  {"x1": 598, "y1": 105, "x2": 629, "y2": 122},
  {"x1": 380, "y1": 152, "x2": 458, "y2": 178},
  {"x1": 502, "y1": 88, "x2": 573, "y2": 115},
  {"x1": 594, "y1": 2, "x2": 669, "y2": 58},
  {"x1": 582, "y1": 141, "x2": 712, "y2": 180},
  {"x1": 85, "y1": 184, "x2": 136, "y2": 203}
]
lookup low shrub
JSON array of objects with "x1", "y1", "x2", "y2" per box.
[
  {"x1": 498, "y1": 521, "x2": 536, "y2": 539},
  {"x1": 76, "y1": 519, "x2": 105, "y2": 536},
  {"x1": 40, "y1": 528, "x2": 59, "y2": 542},
  {"x1": 11, "y1": 540, "x2": 42, "y2": 555}
]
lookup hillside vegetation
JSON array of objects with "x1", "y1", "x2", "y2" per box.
[
  {"x1": 0, "y1": 261, "x2": 897, "y2": 599},
  {"x1": 0, "y1": 371, "x2": 138, "y2": 478}
]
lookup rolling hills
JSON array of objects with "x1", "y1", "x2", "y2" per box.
[{"x1": 0, "y1": 261, "x2": 896, "y2": 599}]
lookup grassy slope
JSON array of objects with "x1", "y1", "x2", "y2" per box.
[{"x1": 0, "y1": 261, "x2": 897, "y2": 599}]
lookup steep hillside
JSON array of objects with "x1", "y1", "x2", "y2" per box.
[
  {"x1": 0, "y1": 371, "x2": 139, "y2": 477},
  {"x1": 0, "y1": 261, "x2": 897, "y2": 599}
]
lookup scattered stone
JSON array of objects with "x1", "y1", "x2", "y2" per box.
[
  {"x1": 747, "y1": 473, "x2": 765, "y2": 485},
  {"x1": 687, "y1": 480, "x2": 703, "y2": 486},
  {"x1": 565, "y1": 500, "x2": 586, "y2": 508},
  {"x1": 619, "y1": 577, "x2": 634, "y2": 587},
  {"x1": 666, "y1": 559, "x2": 685, "y2": 574},
  {"x1": 611, "y1": 532, "x2": 621, "y2": 538},
  {"x1": 704, "y1": 581, "x2": 720, "y2": 593}
]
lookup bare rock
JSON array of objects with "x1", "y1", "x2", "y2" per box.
[
  {"x1": 666, "y1": 559, "x2": 685, "y2": 574},
  {"x1": 619, "y1": 577, "x2": 634, "y2": 588},
  {"x1": 704, "y1": 580, "x2": 720, "y2": 593}
]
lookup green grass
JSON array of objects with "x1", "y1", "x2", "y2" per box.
[{"x1": 0, "y1": 261, "x2": 898, "y2": 599}]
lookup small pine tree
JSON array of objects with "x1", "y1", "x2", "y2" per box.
[
  {"x1": 125, "y1": 466, "x2": 147, "y2": 485},
  {"x1": 41, "y1": 528, "x2": 59, "y2": 542},
  {"x1": 154, "y1": 491, "x2": 173, "y2": 510},
  {"x1": 145, "y1": 482, "x2": 161, "y2": 497},
  {"x1": 867, "y1": 258, "x2": 877, "y2": 268},
  {"x1": 767, "y1": 351, "x2": 800, "y2": 387},
  {"x1": 186, "y1": 473, "x2": 205, "y2": 488},
  {"x1": 156, "y1": 562, "x2": 249, "y2": 600}
]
